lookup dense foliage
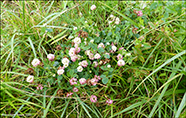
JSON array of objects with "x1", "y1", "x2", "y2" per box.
[{"x1": 1, "y1": 1, "x2": 186, "y2": 118}]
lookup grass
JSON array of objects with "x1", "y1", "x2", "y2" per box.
[{"x1": 1, "y1": 1, "x2": 186, "y2": 118}]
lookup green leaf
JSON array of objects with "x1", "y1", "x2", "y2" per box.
[
  {"x1": 53, "y1": 61, "x2": 59, "y2": 67},
  {"x1": 57, "y1": 75, "x2": 63, "y2": 80},
  {"x1": 104, "y1": 53, "x2": 110, "y2": 59},
  {"x1": 98, "y1": 47, "x2": 105, "y2": 53},
  {"x1": 102, "y1": 77, "x2": 109, "y2": 84},
  {"x1": 101, "y1": 74, "x2": 108, "y2": 84},
  {"x1": 100, "y1": 66, "x2": 107, "y2": 71}
]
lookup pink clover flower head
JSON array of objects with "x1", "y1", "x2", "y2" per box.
[
  {"x1": 106, "y1": 99, "x2": 113, "y2": 105},
  {"x1": 90, "y1": 5, "x2": 96, "y2": 11},
  {"x1": 47, "y1": 54, "x2": 55, "y2": 61},
  {"x1": 93, "y1": 61, "x2": 98, "y2": 67},
  {"x1": 69, "y1": 77, "x2": 77, "y2": 85},
  {"x1": 58, "y1": 66, "x2": 65, "y2": 70},
  {"x1": 31, "y1": 58, "x2": 40, "y2": 67},
  {"x1": 73, "y1": 37, "x2": 81, "y2": 44},
  {"x1": 79, "y1": 78, "x2": 87, "y2": 85},
  {"x1": 66, "y1": 92, "x2": 73, "y2": 97},
  {"x1": 90, "y1": 95, "x2": 97, "y2": 103},
  {"x1": 75, "y1": 46, "x2": 81, "y2": 53},
  {"x1": 88, "y1": 53, "x2": 94, "y2": 60},
  {"x1": 117, "y1": 59, "x2": 125, "y2": 66},
  {"x1": 85, "y1": 50, "x2": 91, "y2": 56},
  {"x1": 105, "y1": 53, "x2": 110, "y2": 56},
  {"x1": 98, "y1": 43, "x2": 105, "y2": 48},
  {"x1": 95, "y1": 75, "x2": 101, "y2": 80},
  {"x1": 91, "y1": 78, "x2": 98, "y2": 86},
  {"x1": 119, "y1": 47, "x2": 124, "y2": 51},
  {"x1": 26, "y1": 75, "x2": 34, "y2": 83},
  {"x1": 73, "y1": 87, "x2": 79, "y2": 92},
  {"x1": 94, "y1": 53, "x2": 101, "y2": 59},
  {"x1": 137, "y1": 11, "x2": 143, "y2": 17},
  {"x1": 37, "y1": 84, "x2": 43, "y2": 90},
  {"x1": 81, "y1": 60, "x2": 88, "y2": 67},
  {"x1": 69, "y1": 48, "x2": 76, "y2": 57},
  {"x1": 111, "y1": 42, "x2": 114, "y2": 46},
  {"x1": 117, "y1": 54, "x2": 123, "y2": 60},
  {"x1": 57, "y1": 68, "x2": 64, "y2": 75},
  {"x1": 71, "y1": 55, "x2": 78, "y2": 62}
]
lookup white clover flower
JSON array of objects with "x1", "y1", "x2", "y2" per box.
[
  {"x1": 47, "y1": 54, "x2": 55, "y2": 61},
  {"x1": 107, "y1": 65, "x2": 111, "y2": 68},
  {"x1": 93, "y1": 61, "x2": 98, "y2": 67},
  {"x1": 90, "y1": 39, "x2": 94, "y2": 43},
  {"x1": 94, "y1": 53, "x2": 101, "y2": 59},
  {"x1": 63, "y1": 63, "x2": 69, "y2": 68},
  {"x1": 53, "y1": 74, "x2": 56, "y2": 77},
  {"x1": 73, "y1": 37, "x2": 81, "y2": 44},
  {"x1": 115, "y1": 17, "x2": 120, "y2": 25},
  {"x1": 90, "y1": 5, "x2": 96, "y2": 10},
  {"x1": 79, "y1": 12, "x2": 83, "y2": 16},
  {"x1": 68, "y1": 36, "x2": 74, "y2": 40},
  {"x1": 77, "y1": 55, "x2": 82, "y2": 60},
  {"x1": 112, "y1": 45, "x2": 117, "y2": 52},
  {"x1": 117, "y1": 60, "x2": 125, "y2": 66},
  {"x1": 26, "y1": 75, "x2": 34, "y2": 83},
  {"x1": 69, "y1": 48, "x2": 76, "y2": 57},
  {"x1": 125, "y1": 53, "x2": 131, "y2": 57},
  {"x1": 77, "y1": 66, "x2": 83, "y2": 72},
  {"x1": 73, "y1": 27, "x2": 77, "y2": 30},
  {"x1": 108, "y1": 20, "x2": 113, "y2": 24},
  {"x1": 84, "y1": 41, "x2": 87, "y2": 45},
  {"x1": 57, "y1": 69, "x2": 64, "y2": 75},
  {"x1": 110, "y1": 14, "x2": 114, "y2": 18},
  {"x1": 85, "y1": 50, "x2": 91, "y2": 55},
  {"x1": 85, "y1": 21, "x2": 88, "y2": 23},
  {"x1": 99, "y1": 61, "x2": 103, "y2": 65},
  {"x1": 78, "y1": 62, "x2": 82, "y2": 66},
  {"x1": 62, "y1": 58, "x2": 69, "y2": 65},
  {"x1": 106, "y1": 42, "x2": 110, "y2": 45},
  {"x1": 98, "y1": 43, "x2": 105, "y2": 48},
  {"x1": 31, "y1": 59, "x2": 40, "y2": 67}
]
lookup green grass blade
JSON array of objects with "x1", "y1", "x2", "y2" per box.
[
  {"x1": 28, "y1": 37, "x2": 37, "y2": 58},
  {"x1": 99, "y1": 1, "x2": 139, "y2": 27},
  {"x1": 132, "y1": 50, "x2": 186, "y2": 94},
  {"x1": 13, "y1": 97, "x2": 31, "y2": 118},
  {"x1": 60, "y1": 99, "x2": 70, "y2": 118},
  {"x1": 111, "y1": 102, "x2": 143, "y2": 118},
  {"x1": 148, "y1": 61, "x2": 183, "y2": 118},
  {"x1": 44, "y1": 29, "x2": 67, "y2": 45},
  {"x1": 42, "y1": 4, "x2": 79, "y2": 26},
  {"x1": 42, "y1": 88, "x2": 58, "y2": 118},
  {"x1": 175, "y1": 92, "x2": 186, "y2": 118},
  {"x1": 143, "y1": 38, "x2": 164, "y2": 67},
  {"x1": 75, "y1": 94, "x2": 92, "y2": 118}
]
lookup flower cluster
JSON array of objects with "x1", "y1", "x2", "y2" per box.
[
  {"x1": 108, "y1": 14, "x2": 120, "y2": 25},
  {"x1": 134, "y1": 10, "x2": 143, "y2": 17},
  {"x1": 26, "y1": 22, "x2": 131, "y2": 105}
]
